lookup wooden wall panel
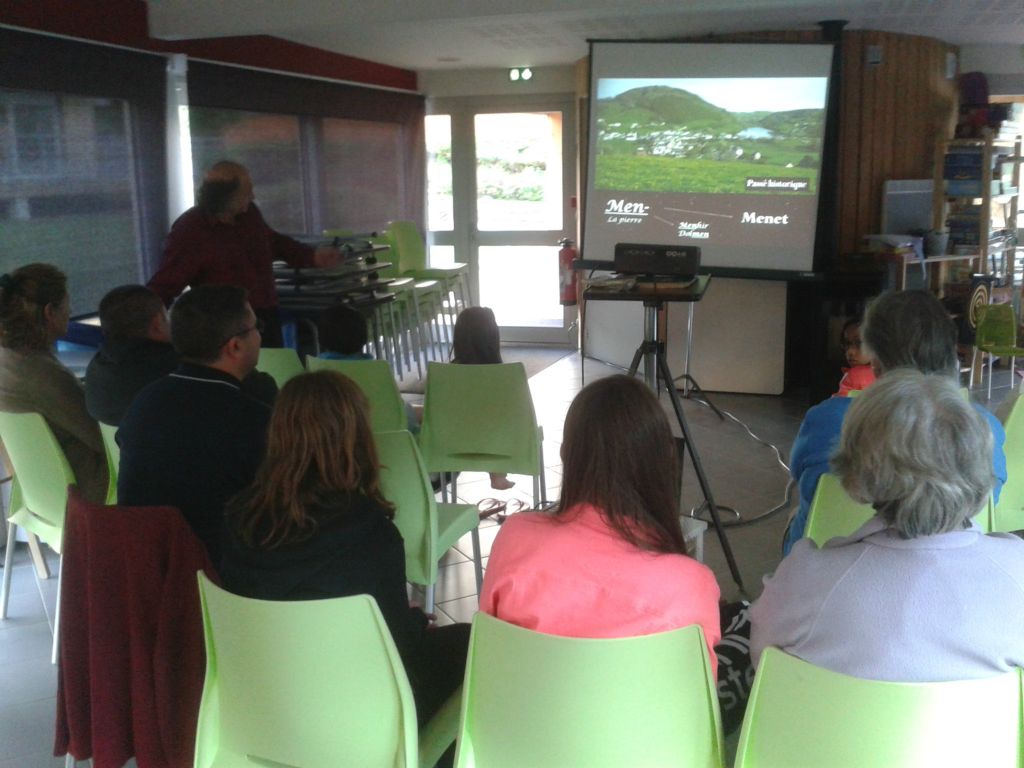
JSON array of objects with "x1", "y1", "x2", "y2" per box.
[
  {"x1": 837, "y1": 31, "x2": 959, "y2": 254},
  {"x1": 898, "y1": 35, "x2": 923, "y2": 171},
  {"x1": 860, "y1": 31, "x2": 884, "y2": 253}
]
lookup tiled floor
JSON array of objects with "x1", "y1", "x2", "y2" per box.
[
  {"x1": 427, "y1": 352, "x2": 807, "y2": 617},
  {"x1": 0, "y1": 543, "x2": 63, "y2": 768},
  {"x1": 1, "y1": 350, "x2": 1014, "y2": 766}
]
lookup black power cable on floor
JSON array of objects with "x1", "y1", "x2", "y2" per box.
[{"x1": 680, "y1": 391, "x2": 797, "y2": 529}]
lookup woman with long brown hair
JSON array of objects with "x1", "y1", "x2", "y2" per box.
[
  {"x1": 480, "y1": 374, "x2": 722, "y2": 672},
  {"x1": 221, "y1": 370, "x2": 469, "y2": 724},
  {"x1": 451, "y1": 306, "x2": 501, "y2": 365},
  {"x1": 0, "y1": 263, "x2": 107, "y2": 502},
  {"x1": 449, "y1": 305, "x2": 513, "y2": 490}
]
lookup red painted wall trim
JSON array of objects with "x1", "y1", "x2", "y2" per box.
[
  {"x1": 159, "y1": 36, "x2": 417, "y2": 92},
  {"x1": 1, "y1": 0, "x2": 418, "y2": 92}
]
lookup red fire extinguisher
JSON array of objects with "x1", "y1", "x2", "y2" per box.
[{"x1": 559, "y1": 237, "x2": 578, "y2": 306}]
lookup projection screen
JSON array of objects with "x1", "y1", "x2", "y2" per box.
[{"x1": 584, "y1": 41, "x2": 835, "y2": 275}]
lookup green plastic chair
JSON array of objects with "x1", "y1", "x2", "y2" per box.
[
  {"x1": 375, "y1": 430, "x2": 482, "y2": 612},
  {"x1": 804, "y1": 473, "x2": 876, "y2": 547},
  {"x1": 98, "y1": 421, "x2": 119, "y2": 504},
  {"x1": 362, "y1": 234, "x2": 421, "y2": 378},
  {"x1": 376, "y1": 271, "x2": 442, "y2": 379},
  {"x1": 329, "y1": 229, "x2": 442, "y2": 377},
  {"x1": 994, "y1": 393, "x2": 1024, "y2": 532},
  {"x1": 973, "y1": 303, "x2": 1024, "y2": 399},
  {"x1": 386, "y1": 220, "x2": 471, "y2": 316},
  {"x1": 0, "y1": 475, "x2": 49, "y2": 580},
  {"x1": 0, "y1": 410, "x2": 76, "y2": 664},
  {"x1": 255, "y1": 347, "x2": 304, "y2": 389},
  {"x1": 383, "y1": 282, "x2": 429, "y2": 380},
  {"x1": 454, "y1": 613, "x2": 724, "y2": 768},
  {"x1": 195, "y1": 572, "x2": 460, "y2": 768},
  {"x1": 378, "y1": 232, "x2": 450, "y2": 368},
  {"x1": 806, "y1": 472, "x2": 993, "y2": 547},
  {"x1": 418, "y1": 361, "x2": 546, "y2": 507},
  {"x1": 734, "y1": 647, "x2": 1022, "y2": 767},
  {"x1": 384, "y1": 223, "x2": 458, "y2": 350},
  {"x1": 305, "y1": 358, "x2": 409, "y2": 433}
]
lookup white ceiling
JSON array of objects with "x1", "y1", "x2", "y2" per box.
[{"x1": 146, "y1": 0, "x2": 1024, "y2": 73}]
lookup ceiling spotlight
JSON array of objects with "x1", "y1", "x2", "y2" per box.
[
  {"x1": 521, "y1": 67, "x2": 533, "y2": 81},
  {"x1": 509, "y1": 68, "x2": 520, "y2": 81}
]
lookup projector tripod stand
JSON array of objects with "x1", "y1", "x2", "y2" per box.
[{"x1": 627, "y1": 295, "x2": 745, "y2": 593}]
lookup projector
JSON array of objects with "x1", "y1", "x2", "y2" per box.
[{"x1": 613, "y1": 243, "x2": 701, "y2": 279}]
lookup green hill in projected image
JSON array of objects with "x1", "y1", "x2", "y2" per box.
[{"x1": 595, "y1": 85, "x2": 823, "y2": 194}]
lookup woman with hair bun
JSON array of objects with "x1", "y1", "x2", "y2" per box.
[{"x1": 0, "y1": 264, "x2": 107, "y2": 502}]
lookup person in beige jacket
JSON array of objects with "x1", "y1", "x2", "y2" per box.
[{"x1": 0, "y1": 264, "x2": 107, "y2": 502}]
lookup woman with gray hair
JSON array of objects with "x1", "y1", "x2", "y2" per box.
[
  {"x1": 784, "y1": 290, "x2": 1007, "y2": 554},
  {"x1": 751, "y1": 369, "x2": 1024, "y2": 681}
]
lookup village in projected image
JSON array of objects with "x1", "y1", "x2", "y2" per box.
[{"x1": 594, "y1": 77, "x2": 828, "y2": 195}]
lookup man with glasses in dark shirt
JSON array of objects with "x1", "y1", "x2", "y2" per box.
[{"x1": 118, "y1": 284, "x2": 273, "y2": 564}]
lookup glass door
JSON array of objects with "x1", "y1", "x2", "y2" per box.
[{"x1": 427, "y1": 96, "x2": 576, "y2": 344}]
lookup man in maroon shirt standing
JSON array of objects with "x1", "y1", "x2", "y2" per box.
[{"x1": 148, "y1": 160, "x2": 340, "y2": 346}]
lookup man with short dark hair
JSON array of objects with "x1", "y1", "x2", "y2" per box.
[
  {"x1": 86, "y1": 283, "x2": 276, "y2": 425},
  {"x1": 85, "y1": 284, "x2": 178, "y2": 426},
  {"x1": 148, "y1": 160, "x2": 340, "y2": 346},
  {"x1": 118, "y1": 285, "x2": 271, "y2": 563}
]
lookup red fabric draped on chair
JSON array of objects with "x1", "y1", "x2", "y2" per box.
[{"x1": 54, "y1": 487, "x2": 217, "y2": 768}]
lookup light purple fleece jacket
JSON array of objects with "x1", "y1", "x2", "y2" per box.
[{"x1": 751, "y1": 516, "x2": 1024, "y2": 681}]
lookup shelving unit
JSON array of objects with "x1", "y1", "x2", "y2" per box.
[
  {"x1": 888, "y1": 252, "x2": 980, "y2": 292},
  {"x1": 932, "y1": 132, "x2": 1021, "y2": 287}
]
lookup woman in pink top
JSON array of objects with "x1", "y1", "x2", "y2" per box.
[{"x1": 479, "y1": 374, "x2": 721, "y2": 674}]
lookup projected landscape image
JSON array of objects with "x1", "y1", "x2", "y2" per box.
[{"x1": 594, "y1": 77, "x2": 827, "y2": 194}]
